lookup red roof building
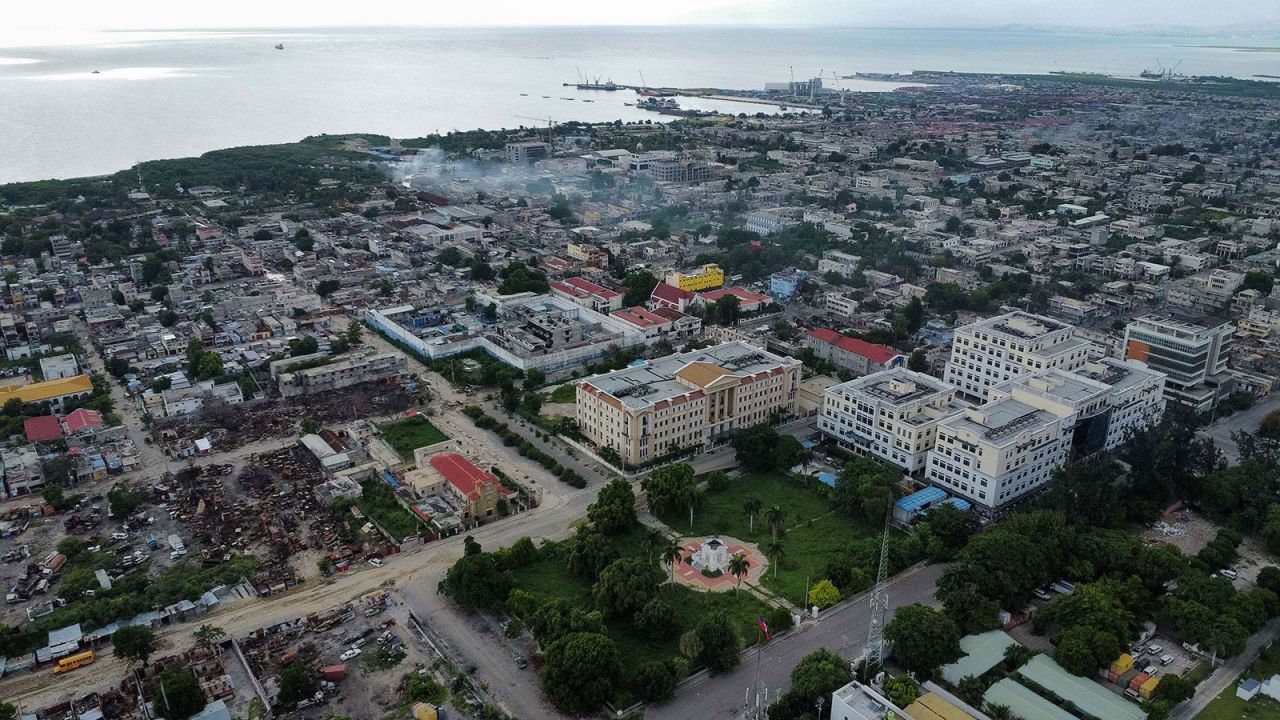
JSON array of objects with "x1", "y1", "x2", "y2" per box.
[
  {"x1": 648, "y1": 283, "x2": 695, "y2": 312},
  {"x1": 804, "y1": 328, "x2": 905, "y2": 377},
  {"x1": 24, "y1": 415, "x2": 62, "y2": 443},
  {"x1": 550, "y1": 276, "x2": 623, "y2": 313},
  {"x1": 63, "y1": 408, "x2": 105, "y2": 435},
  {"x1": 428, "y1": 452, "x2": 511, "y2": 521},
  {"x1": 696, "y1": 287, "x2": 773, "y2": 313}
]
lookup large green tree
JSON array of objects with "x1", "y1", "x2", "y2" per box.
[
  {"x1": 642, "y1": 463, "x2": 698, "y2": 516},
  {"x1": 438, "y1": 552, "x2": 511, "y2": 611},
  {"x1": 884, "y1": 604, "x2": 961, "y2": 674},
  {"x1": 277, "y1": 661, "x2": 315, "y2": 705},
  {"x1": 695, "y1": 612, "x2": 743, "y2": 673},
  {"x1": 587, "y1": 478, "x2": 636, "y2": 535},
  {"x1": 153, "y1": 667, "x2": 206, "y2": 720},
  {"x1": 767, "y1": 648, "x2": 854, "y2": 720},
  {"x1": 540, "y1": 632, "x2": 621, "y2": 712},
  {"x1": 592, "y1": 557, "x2": 663, "y2": 619},
  {"x1": 113, "y1": 624, "x2": 158, "y2": 667}
]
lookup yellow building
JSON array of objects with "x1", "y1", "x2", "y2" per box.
[
  {"x1": 664, "y1": 263, "x2": 724, "y2": 293},
  {"x1": 0, "y1": 374, "x2": 94, "y2": 412},
  {"x1": 576, "y1": 341, "x2": 801, "y2": 466}
]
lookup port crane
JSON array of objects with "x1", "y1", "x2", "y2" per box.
[{"x1": 514, "y1": 115, "x2": 558, "y2": 145}]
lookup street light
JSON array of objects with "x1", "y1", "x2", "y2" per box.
[{"x1": 815, "y1": 696, "x2": 825, "y2": 720}]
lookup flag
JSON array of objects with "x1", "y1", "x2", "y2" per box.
[{"x1": 758, "y1": 616, "x2": 772, "y2": 641}]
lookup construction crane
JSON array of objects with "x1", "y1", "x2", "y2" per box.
[
  {"x1": 830, "y1": 70, "x2": 846, "y2": 105},
  {"x1": 514, "y1": 115, "x2": 557, "y2": 146},
  {"x1": 863, "y1": 504, "x2": 892, "y2": 681}
]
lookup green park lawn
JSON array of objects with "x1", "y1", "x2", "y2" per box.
[
  {"x1": 1196, "y1": 687, "x2": 1280, "y2": 720},
  {"x1": 654, "y1": 472, "x2": 879, "y2": 605},
  {"x1": 379, "y1": 416, "x2": 447, "y2": 460},
  {"x1": 506, "y1": 526, "x2": 773, "y2": 703}
]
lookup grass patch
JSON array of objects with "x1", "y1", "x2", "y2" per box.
[
  {"x1": 654, "y1": 472, "x2": 878, "y2": 604},
  {"x1": 1195, "y1": 684, "x2": 1280, "y2": 720},
  {"x1": 358, "y1": 645, "x2": 406, "y2": 672},
  {"x1": 379, "y1": 416, "x2": 447, "y2": 460},
  {"x1": 545, "y1": 384, "x2": 576, "y2": 404}
]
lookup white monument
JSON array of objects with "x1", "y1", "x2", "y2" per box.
[{"x1": 690, "y1": 538, "x2": 729, "y2": 574}]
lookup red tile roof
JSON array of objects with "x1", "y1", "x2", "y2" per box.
[
  {"x1": 564, "y1": 276, "x2": 620, "y2": 298},
  {"x1": 428, "y1": 452, "x2": 511, "y2": 500},
  {"x1": 806, "y1": 328, "x2": 902, "y2": 365},
  {"x1": 63, "y1": 408, "x2": 104, "y2": 434},
  {"x1": 650, "y1": 283, "x2": 694, "y2": 304},
  {"x1": 698, "y1": 286, "x2": 770, "y2": 304},
  {"x1": 24, "y1": 415, "x2": 62, "y2": 442}
]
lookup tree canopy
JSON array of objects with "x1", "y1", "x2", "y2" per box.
[{"x1": 539, "y1": 632, "x2": 621, "y2": 712}]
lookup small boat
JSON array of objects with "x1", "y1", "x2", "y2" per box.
[
  {"x1": 541, "y1": 95, "x2": 550, "y2": 99},
  {"x1": 274, "y1": 43, "x2": 285, "y2": 50},
  {"x1": 582, "y1": 99, "x2": 593, "y2": 102},
  {"x1": 519, "y1": 93, "x2": 528, "y2": 96},
  {"x1": 91, "y1": 70, "x2": 100, "y2": 74}
]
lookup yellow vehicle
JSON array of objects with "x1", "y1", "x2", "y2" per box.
[{"x1": 52, "y1": 650, "x2": 94, "y2": 673}]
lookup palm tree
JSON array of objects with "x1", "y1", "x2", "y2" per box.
[
  {"x1": 645, "y1": 527, "x2": 664, "y2": 564},
  {"x1": 661, "y1": 539, "x2": 684, "y2": 583},
  {"x1": 764, "y1": 505, "x2": 787, "y2": 540},
  {"x1": 193, "y1": 624, "x2": 226, "y2": 655},
  {"x1": 765, "y1": 540, "x2": 785, "y2": 579},
  {"x1": 743, "y1": 497, "x2": 763, "y2": 533},
  {"x1": 683, "y1": 486, "x2": 706, "y2": 530},
  {"x1": 728, "y1": 553, "x2": 750, "y2": 594}
]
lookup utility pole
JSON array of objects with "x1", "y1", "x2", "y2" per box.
[{"x1": 865, "y1": 504, "x2": 892, "y2": 680}]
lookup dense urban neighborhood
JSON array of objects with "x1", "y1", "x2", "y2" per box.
[{"x1": 2, "y1": 69, "x2": 1280, "y2": 720}]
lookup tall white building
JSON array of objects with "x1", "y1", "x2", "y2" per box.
[
  {"x1": 943, "y1": 311, "x2": 1095, "y2": 400},
  {"x1": 818, "y1": 368, "x2": 964, "y2": 473},
  {"x1": 926, "y1": 396, "x2": 1073, "y2": 510},
  {"x1": 927, "y1": 358, "x2": 1166, "y2": 510}
]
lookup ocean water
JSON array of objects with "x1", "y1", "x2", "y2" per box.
[{"x1": 0, "y1": 26, "x2": 1277, "y2": 183}]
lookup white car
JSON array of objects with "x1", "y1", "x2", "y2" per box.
[
  {"x1": 339, "y1": 648, "x2": 361, "y2": 661},
  {"x1": 369, "y1": 558, "x2": 384, "y2": 568}
]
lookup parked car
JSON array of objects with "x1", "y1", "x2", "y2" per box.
[
  {"x1": 1221, "y1": 568, "x2": 1239, "y2": 580},
  {"x1": 513, "y1": 654, "x2": 527, "y2": 669},
  {"x1": 339, "y1": 649, "x2": 361, "y2": 661},
  {"x1": 369, "y1": 558, "x2": 384, "y2": 568}
]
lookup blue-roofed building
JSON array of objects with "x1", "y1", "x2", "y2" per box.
[
  {"x1": 769, "y1": 268, "x2": 809, "y2": 300},
  {"x1": 936, "y1": 497, "x2": 971, "y2": 512},
  {"x1": 893, "y1": 486, "x2": 948, "y2": 525}
]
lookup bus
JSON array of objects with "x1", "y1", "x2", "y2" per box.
[{"x1": 52, "y1": 650, "x2": 94, "y2": 673}]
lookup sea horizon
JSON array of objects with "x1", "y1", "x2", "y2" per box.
[{"x1": 2, "y1": 24, "x2": 1278, "y2": 184}]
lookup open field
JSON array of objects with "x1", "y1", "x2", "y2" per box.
[{"x1": 379, "y1": 415, "x2": 448, "y2": 460}]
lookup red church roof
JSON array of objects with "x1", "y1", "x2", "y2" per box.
[
  {"x1": 649, "y1": 283, "x2": 694, "y2": 304},
  {"x1": 428, "y1": 453, "x2": 511, "y2": 500}
]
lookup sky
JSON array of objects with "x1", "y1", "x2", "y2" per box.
[{"x1": 4, "y1": 0, "x2": 1278, "y2": 40}]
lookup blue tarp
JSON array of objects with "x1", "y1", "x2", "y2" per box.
[
  {"x1": 937, "y1": 497, "x2": 972, "y2": 512},
  {"x1": 381, "y1": 471, "x2": 401, "y2": 490},
  {"x1": 895, "y1": 486, "x2": 947, "y2": 512}
]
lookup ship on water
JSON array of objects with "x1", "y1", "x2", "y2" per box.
[
  {"x1": 274, "y1": 43, "x2": 284, "y2": 50},
  {"x1": 574, "y1": 69, "x2": 617, "y2": 91}
]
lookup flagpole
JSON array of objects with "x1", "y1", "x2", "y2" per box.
[{"x1": 753, "y1": 623, "x2": 763, "y2": 719}]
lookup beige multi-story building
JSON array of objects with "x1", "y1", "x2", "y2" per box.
[
  {"x1": 943, "y1": 311, "x2": 1094, "y2": 400},
  {"x1": 576, "y1": 342, "x2": 801, "y2": 465}
]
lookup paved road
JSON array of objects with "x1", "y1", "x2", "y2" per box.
[
  {"x1": 1172, "y1": 619, "x2": 1280, "y2": 720},
  {"x1": 648, "y1": 563, "x2": 946, "y2": 720},
  {"x1": 1198, "y1": 392, "x2": 1280, "y2": 464}
]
